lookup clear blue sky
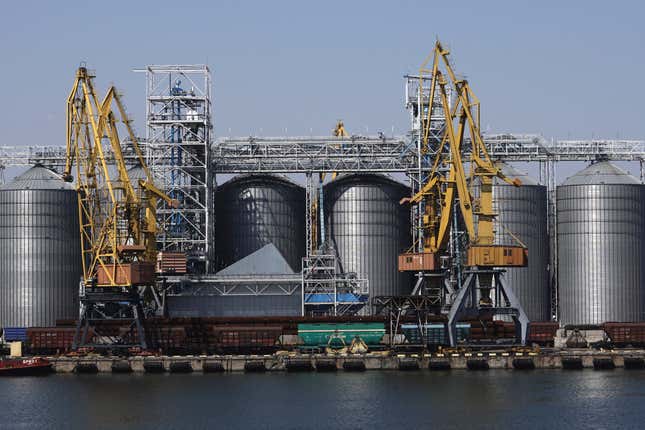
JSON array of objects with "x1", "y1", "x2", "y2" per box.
[{"x1": 1, "y1": 0, "x2": 643, "y2": 144}]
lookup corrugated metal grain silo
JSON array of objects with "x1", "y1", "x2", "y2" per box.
[
  {"x1": 492, "y1": 162, "x2": 550, "y2": 321},
  {"x1": 108, "y1": 164, "x2": 146, "y2": 203},
  {"x1": 127, "y1": 164, "x2": 147, "y2": 192},
  {"x1": 324, "y1": 174, "x2": 412, "y2": 298},
  {"x1": 557, "y1": 161, "x2": 645, "y2": 325},
  {"x1": 0, "y1": 165, "x2": 81, "y2": 327},
  {"x1": 214, "y1": 174, "x2": 305, "y2": 272}
]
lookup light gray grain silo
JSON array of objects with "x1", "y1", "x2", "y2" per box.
[
  {"x1": 127, "y1": 164, "x2": 147, "y2": 193},
  {"x1": 557, "y1": 161, "x2": 645, "y2": 325},
  {"x1": 0, "y1": 165, "x2": 82, "y2": 328},
  {"x1": 492, "y1": 162, "x2": 550, "y2": 321},
  {"x1": 124, "y1": 164, "x2": 149, "y2": 210},
  {"x1": 324, "y1": 174, "x2": 412, "y2": 298},
  {"x1": 109, "y1": 164, "x2": 146, "y2": 203},
  {"x1": 214, "y1": 174, "x2": 306, "y2": 272}
]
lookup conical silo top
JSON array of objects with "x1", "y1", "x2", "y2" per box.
[
  {"x1": 561, "y1": 161, "x2": 640, "y2": 186},
  {"x1": 493, "y1": 161, "x2": 540, "y2": 186},
  {"x1": 127, "y1": 164, "x2": 148, "y2": 182},
  {"x1": 327, "y1": 172, "x2": 410, "y2": 190},
  {"x1": 0, "y1": 165, "x2": 74, "y2": 190},
  {"x1": 218, "y1": 173, "x2": 303, "y2": 190}
]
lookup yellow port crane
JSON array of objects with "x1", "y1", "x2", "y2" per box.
[
  {"x1": 399, "y1": 41, "x2": 529, "y2": 345},
  {"x1": 63, "y1": 66, "x2": 176, "y2": 350},
  {"x1": 401, "y1": 40, "x2": 527, "y2": 269},
  {"x1": 333, "y1": 120, "x2": 349, "y2": 138},
  {"x1": 310, "y1": 120, "x2": 348, "y2": 252}
]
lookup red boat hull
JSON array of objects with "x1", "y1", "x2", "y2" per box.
[{"x1": 0, "y1": 358, "x2": 52, "y2": 376}]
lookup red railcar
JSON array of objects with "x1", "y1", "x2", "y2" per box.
[
  {"x1": 38, "y1": 316, "x2": 392, "y2": 355},
  {"x1": 211, "y1": 325, "x2": 283, "y2": 354},
  {"x1": 26, "y1": 327, "x2": 79, "y2": 354},
  {"x1": 602, "y1": 323, "x2": 645, "y2": 346},
  {"x1": 467, "y1": 320, "x2": 516, "y2": 341},
  {"x1": 527, "y1": 322, "x2": 559, "y2": 346}
]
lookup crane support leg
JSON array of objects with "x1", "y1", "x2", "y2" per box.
[
  {"x1": 447, "y1": 274, "x2": 475, "y2": 347},
  {"x1": 73, "y1": 289, "x2": 148, "y2": 351},
  {"x1": 497, "y1": 274, "x2": 529, "y2": 345},
  {"x1": 447, "y1": 271, "x2": 528, "y2": 346},
  {"x1": 411, "y1": 274, "x2": 424, "y2": 295}
]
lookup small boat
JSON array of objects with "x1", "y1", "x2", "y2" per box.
[{"x1": 0, "y1": 357, "x2": 53, "y2": 376}]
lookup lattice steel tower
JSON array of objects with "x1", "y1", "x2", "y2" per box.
[
  {"x1": 140, "y1": 65, "x2": 213, "y2": 273},
  {"x1": 404, "y1": 74, "x2": 449, "y2": 257}
]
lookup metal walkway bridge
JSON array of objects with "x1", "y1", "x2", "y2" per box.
[{"x1": 2, "y1": 134, "x2": 643, "y2": 174}]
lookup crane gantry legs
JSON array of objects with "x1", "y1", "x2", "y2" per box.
[
  {"x1": 395, "y1": 41, "x2": 529, "y2": 346},
  {"x1": 65, "y1": 66, "x2": 175, "y2": 351}
]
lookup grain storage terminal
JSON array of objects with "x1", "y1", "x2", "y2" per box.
[{"x1": 1, "y1": 41, "x2": 645, "y2": 373}]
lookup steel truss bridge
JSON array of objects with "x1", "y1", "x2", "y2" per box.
[
  {"x1": 1, "y1": 134, "x2": 643, "y2": 318},
  {"x1": 3, "y1": 134, "x2": 643, "y2": 174}
]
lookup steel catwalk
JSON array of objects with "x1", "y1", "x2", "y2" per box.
[
  {"x1": 214, "y1": 174, "x2": 305, "y2": 272},
  {"x1": 557, "y1": 162, "x2": 645, "y2": 325},
  {"x1": 323, "y1": 174, "x2": 412, "y2": 298},
  {"x1": 0, "y1": 166, "x2": 81, "y2": 328},
  {"x1": 492, "y1": 163, "x2": 550, "y2": 321}
]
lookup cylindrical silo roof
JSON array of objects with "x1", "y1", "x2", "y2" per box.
[
  {"x1": 0, "y1": 165, "x2": 73, "y2": 190},
  {"x1": 217, "y1": 173, "x2": 302, "y2": 189},
  {"x1": 561, "y1": 161, "x2": 640, "y2": 186},
  {"x1": 127, "y1": 164, "x2": 148, "y2": 181},
  {"x1": 493, "y1": 162, "x2": 540, "y2": 186}
]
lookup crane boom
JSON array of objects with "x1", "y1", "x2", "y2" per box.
[
  {"x1": 65, "y1": 66, "x2": 176, "y2": 351},
  {"x1": 401, "y1": 41, "x2": 527, "y2": 266},
  {"x1": 310, "y1": 120, "x2": 349, "y2": 253},
  {"x1": 65, "y1": 66, "x2": 175, "y2": 287},
  {"x1": 397, "y1": 41, "x2": 530, "y2": 346}
]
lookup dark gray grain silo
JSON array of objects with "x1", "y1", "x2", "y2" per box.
[{"x1": 214, "y1": 174, "x2": 305, "y2": 272}]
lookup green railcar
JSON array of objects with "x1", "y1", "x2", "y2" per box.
[
  {"x1": 297, "y1": 322, "x2": 386, "y2": 347},
  {"x1": 401, "y1": 323, "x2": 471, "y2": 345}
]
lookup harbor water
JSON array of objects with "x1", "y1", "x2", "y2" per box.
[{"x1": 1, "y1": 370, "x2": 645, "y2": 429}]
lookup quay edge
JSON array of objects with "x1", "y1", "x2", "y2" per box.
[{"x1": 44, "y1": 350, "x2": 645, "y2": 373}]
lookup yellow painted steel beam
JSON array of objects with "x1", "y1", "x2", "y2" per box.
[
  {"x1": 64, "y1": 66, "x2": 174, "y2": 288},
  {"x1": 406, "y1": 40, "x2": 526, "y2": 258}
]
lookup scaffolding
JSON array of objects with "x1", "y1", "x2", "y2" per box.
[
  {"x1": 137, "y1": 65, "x2": 213, "y2": 274},
  {"x1": 405, "y1": 74, "x2": 451, "y2": 243},
  {"x1": 301, "y1": 253, "x2": 369, "y2": 316}
]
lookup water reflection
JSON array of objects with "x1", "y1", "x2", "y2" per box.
[{"x1": 2, "y1": 370, "x2": 645, "y2": 429}]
